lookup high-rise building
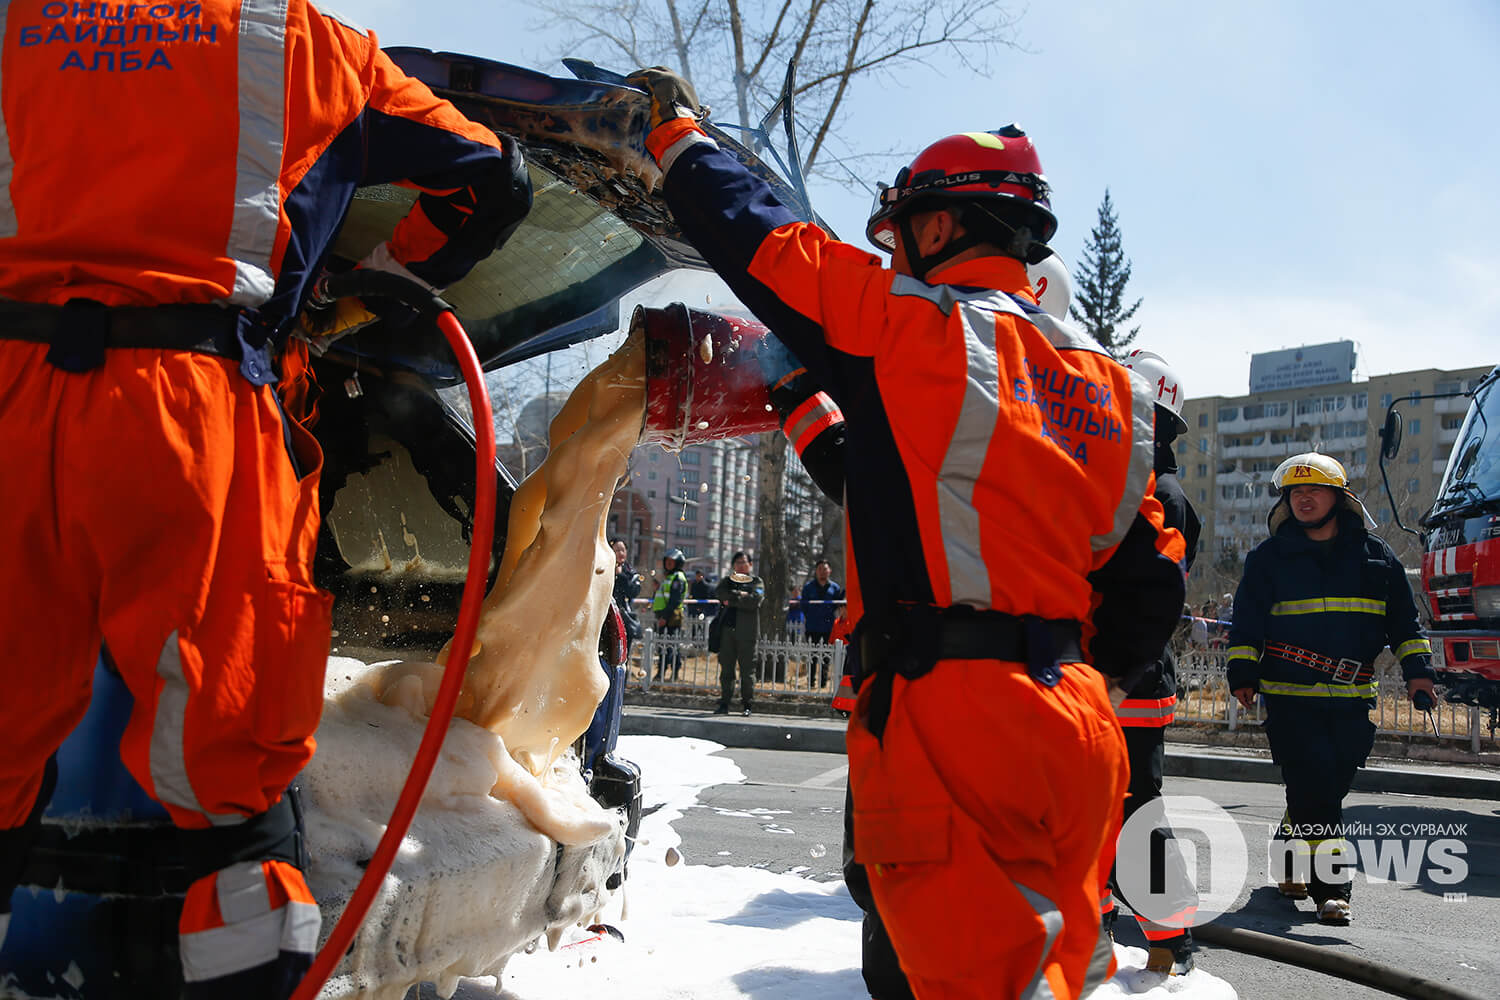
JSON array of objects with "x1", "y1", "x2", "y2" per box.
[
  {"x1": 1177, "y1": 344, "x2": 1489, "y2": 595},
  {"x1": 608, "y1": 437, "x2": 760, "y2": 582}
]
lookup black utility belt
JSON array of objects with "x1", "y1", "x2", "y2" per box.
[
  {"x1": 861, "y1": 605, "x2": 1083, "y2": 689},
  {"x1": 0, "y1": 297, "x2": 248, "y2": 372},
  {"x1": 1263, "y1": 641, "x2": 1373, "y2": 684}
]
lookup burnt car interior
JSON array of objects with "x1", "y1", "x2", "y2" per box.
[{"x1": 309, "y1": 49, "x2": 820, "y2": 658}]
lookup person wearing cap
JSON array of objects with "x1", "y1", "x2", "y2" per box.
[
  {"x1": 620, "y1": 67, "x2": 1186, "y2": 1000},
  {"x1": 1226, "y1": 453, "x2": 1435, "y2": 925}
]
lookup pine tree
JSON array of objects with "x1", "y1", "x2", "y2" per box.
[{"x1": 1070, "y1": 189, "x2": 1141, "y2": 357}]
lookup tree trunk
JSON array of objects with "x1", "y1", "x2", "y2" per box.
[{"x1": 756, "y1": 430, "x2": 789, "y2": 638}]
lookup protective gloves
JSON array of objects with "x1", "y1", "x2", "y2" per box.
[
  {"x1": 295, "y1": 293, "x2": 380, "y2": 357},
  {"x1": 624, "y1": 66, "x2": 706, "y2": 130}
]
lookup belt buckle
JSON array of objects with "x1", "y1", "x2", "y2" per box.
[{"x1": 1333, "y1": 657, "x2": 1363, "y2": 684}]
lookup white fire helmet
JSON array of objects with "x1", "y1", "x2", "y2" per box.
[
  {"x1": 1121, "y1": 349, "x2": 1188, "y2": 435},
  {"x1": 1025, "y1": 253, "x2": 1072, "y2": 320}
]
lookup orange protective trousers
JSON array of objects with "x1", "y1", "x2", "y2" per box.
[
  {"x1": 0, "y1": 342, "x2": 332, "y2": 831},
  {"x1": 848, "y1": 658, "x2": 1128, "y2": 1000}
]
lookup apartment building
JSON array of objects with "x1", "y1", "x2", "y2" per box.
[
  {"x1": 608, "y1": 437, "x2": 761, "y2": 580},
  {"x1": 1178, "y1": 343, "x2": 1489, "y2": 579}
]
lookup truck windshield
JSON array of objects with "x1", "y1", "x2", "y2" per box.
[{"x1": 1431, "y1": 367, "x2": 1500, "y2": 516}]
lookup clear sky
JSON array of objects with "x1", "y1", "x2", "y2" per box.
[{"x1": 334, "y1": 0, "x2": 1498, "y2": 400}]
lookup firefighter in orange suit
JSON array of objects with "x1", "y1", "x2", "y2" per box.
[
  {"x1": 622, "y1": 69, "x2": 1185, "y2": 1000},
  {"x1": 0, "y1": 3, "x2": 531, "y2": 995}
]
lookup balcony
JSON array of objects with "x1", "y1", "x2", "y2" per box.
[
  {"x1": 1437, "y1": 425, "x2": 1461, "y2": 447},
  {"x1": 1434, "y1": 396, "x2": 1471, "y2": 415}
]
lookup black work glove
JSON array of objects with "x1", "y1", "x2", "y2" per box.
[{"x1": 624, "y1": 66, "x2": 706, "y2": 130}]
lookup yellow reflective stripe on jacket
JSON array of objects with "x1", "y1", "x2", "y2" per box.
[
  {"x1": 1227, "y1": 644, "x2": 1259, "y2": 663},
  {"x1": 1269, "y1": 597, "x2": 1386, "y2": 616},
  {"x1": 1258, "y1": 679, "x2": 1377, "y2": 698},
  {"x1": 1395, "y1": 638, "x2": 1432, "y2": 660}
]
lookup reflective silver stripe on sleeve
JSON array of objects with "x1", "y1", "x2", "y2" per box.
[
  {"x1": 0, "y1": 1, "x2": 16, "y2": 239},
  {"x1": 785, "y1": 393, "x2": 842, "y2": 447},
  {"x1": 220, "y1": 0, "x2": 289, "y2": 307},
  {"x1": 1012, "y1": 879, "x2": 1064, "y2": 1000},
  {"x1": 282, "y1": 899, "x2": 322, "y2": 954},
  {"x1": 936, "y1": 300, "x2": 1003, "y2": 607}
]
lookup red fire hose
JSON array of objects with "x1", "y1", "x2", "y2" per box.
[{"x1": 290, "y1": 291, "x2": 496, "y2": 1000}]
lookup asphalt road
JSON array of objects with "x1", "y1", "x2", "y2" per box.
[{"x1": 666, "y1": 745, "x2": 1500, "y2": 1000}]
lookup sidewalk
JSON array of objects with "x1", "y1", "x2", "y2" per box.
[{"x1": 621, "y1": 705, "x2": 1500, "y2": 801}]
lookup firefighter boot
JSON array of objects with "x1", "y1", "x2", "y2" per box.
[
  {"x1": 1317, "y1": 899, "x2": 1351, "y2": 925},
  {"x1": 1145, "y1": 932, "x2": 1195, "y2": 976}
]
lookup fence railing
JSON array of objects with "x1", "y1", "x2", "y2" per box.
[
  {"x1": 1174, "y1": 647, "x2": 1494, "y2": 753},
  {"x1": 626, "y1": 627, "x2": 1496, "y2": 752},
  {"x1": 633, "y1": 615, "x2": 846, "y2": 699}
]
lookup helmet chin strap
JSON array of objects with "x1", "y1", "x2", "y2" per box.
[{"x1": 898, "y1": 212, "x2": 985, "y2": 283}]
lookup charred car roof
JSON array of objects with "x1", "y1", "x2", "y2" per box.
[{"x1": 324, "y1": 48, "x2": 817, "y2": 383}]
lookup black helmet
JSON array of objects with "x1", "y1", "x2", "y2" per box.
[{"x1": 663, "y1": 547, "x2": 685, "y2": 569}]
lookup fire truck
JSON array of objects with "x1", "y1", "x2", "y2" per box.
[{"x1": 1378, "y1": 364, "x2": 1500, "y2": 719}]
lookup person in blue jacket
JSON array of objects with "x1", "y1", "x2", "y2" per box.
[
  {"x1": 800, "y1": 560, "x2": 844, "y2": 688},
  {"x1": 1227, "y1": 453, "x2": 1436, "y2": 925}
]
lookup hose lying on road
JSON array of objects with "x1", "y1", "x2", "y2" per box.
[{"x1": 1193, "y1": 924, "x2": 1482, "y2": 1000}]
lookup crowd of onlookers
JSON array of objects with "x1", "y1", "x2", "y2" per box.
[{"x1": 1180, "y1": 595, "x2": 1233, "y2": 649}]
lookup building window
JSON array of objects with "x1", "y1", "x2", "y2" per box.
[
  {"x1": 1435, "y1": 381, "x2": 1460, "y2": 394},
  {"x1": 681, "y1": 450, "x2": 701, "y2": 466},
  {"x1": 1441, "y1": 414, "x2": 1464, "y2": 430},
  {"x1": 1197, "y1": 463, "x2": 1208, "y2": 477},
  {"x1": 1198, "y1": 412, "x2": 1209, "y2": 428},
  {"x1": 647, "y1": 490, "x2": 657, "y2": 499},
  {"x1": 1199, "y1": 437, "x2": 1208, "y2": 453},
  {"x1": 1407, "y1": 478, "x2": 1420, "y2": 493},
  {"x1": 677, "y1": 526, "x2": 697, "y2": 538},
  {"x1": 1198, "y1": 489, "x2": 1207, "y2": 502},
  {"x1": 1352, "y1": 392, "x2": 1367, "y2": 409},
  {"x1": 681, "y1": 471, "x2": 699, "y2": 484},
  {"x1": 1295, "y1": 398, "x2": 1320, "y2": 416},
  {"x1": 1407, "y1": 448, "x2": 1420, "y2": 464},
  {"x1": 1381, "y1": 393, "x2": 1393, "y2": 409},
  {"x1": 1218, "y1": 406, "x2": 1239, "y2": 422},
  {"x1": 1353, "y1": 447, "x2": 1367, "y2": 464},
  {"x1": 1409, "y1": 418, "x2": 1421, "y2": 435},
  {"x1": 681, "y1": 546, "x2": 696, "y2": 557},
  {"x1": 682, "y1": 505, "x2": 697, "y2": 522},
  {"x1": 648, "y1": 470, "x2": 658, "y2": 480}
]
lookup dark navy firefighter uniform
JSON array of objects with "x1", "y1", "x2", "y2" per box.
[{"x1": 1227, "y1": 509, "x2": 1434, "y2": 906}]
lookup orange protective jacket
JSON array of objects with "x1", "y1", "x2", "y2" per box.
[
  {"x1": 650, "y1": 122, "x2": 1185, "y2": 676},
  {"x1": 0, "y1": 0, "x2": 527, "y2": 333}
]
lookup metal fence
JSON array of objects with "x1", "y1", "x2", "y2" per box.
[
  {"x1": 633, "y1": 615, "x2": 847, "y2": 699},
  {"x1": 626, "y1": 625, "x2": 1496, "y2": 752},
  {"x1": 1173, "y1": 646, "x2": 1495, "y2": 754}
]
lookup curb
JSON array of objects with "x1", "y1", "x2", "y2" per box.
[{"x1": 621, "y1": 708, "x2": 1500, "y2": 801}]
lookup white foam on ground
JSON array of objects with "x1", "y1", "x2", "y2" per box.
[{"x1": 480, "y1": 735, "x2": 1240, "y2": 1000}]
